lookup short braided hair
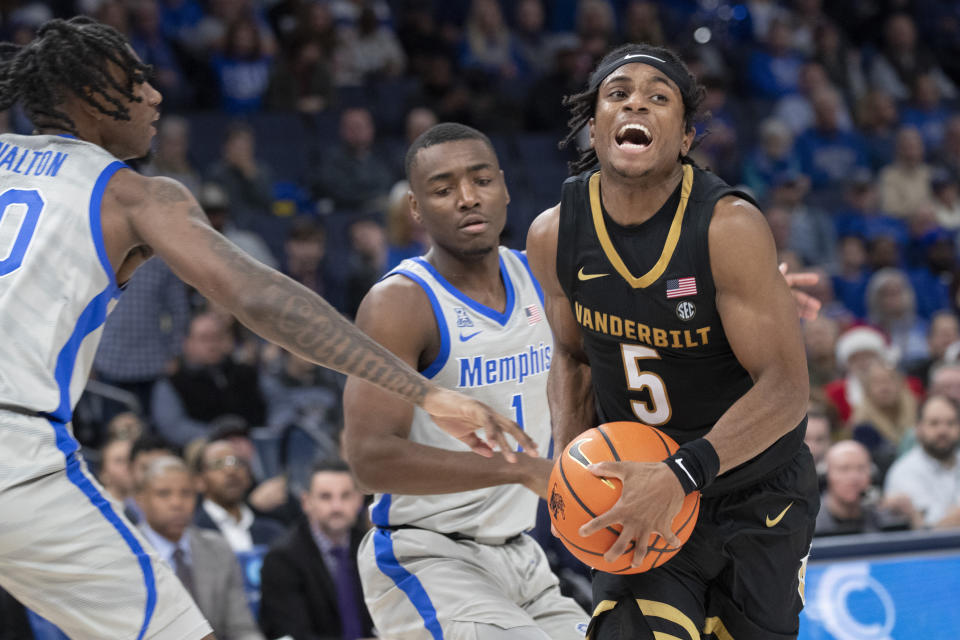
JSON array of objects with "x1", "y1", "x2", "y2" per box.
[
  {"x1": 0, "y1": 17, "x2": 151, "y2": 135},
  {"x1": 559, "y1": 43, "x2": 706, "y2": 175}
]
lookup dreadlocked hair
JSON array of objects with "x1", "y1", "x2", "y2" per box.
[
  {"x1": 0, "y1": 17, "x2": 151, "y2": 135},
  {"x1": 559, "y1": 43, "x2": 707, "y2": 175}
]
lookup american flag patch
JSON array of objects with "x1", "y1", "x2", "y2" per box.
[
  {"x1": 666, "y1": 277, "x2": 697, "y2": 298},
  {"x1": 525, "y1": 305, "x2": 542, "y2": 325}
]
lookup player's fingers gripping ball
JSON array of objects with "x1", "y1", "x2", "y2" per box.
[{"x1": 548, "y1": 421, "x2": 700, "y2": 574}]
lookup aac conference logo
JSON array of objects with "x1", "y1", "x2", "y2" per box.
[{"x1": 807, "y1": 564, "x2": 896, "y2": 640}]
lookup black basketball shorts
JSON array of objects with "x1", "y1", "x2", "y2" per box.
[{"x1": 588, "y1": 447, "x2": 820, "y2": 640}]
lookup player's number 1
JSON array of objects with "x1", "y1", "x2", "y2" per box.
[
  {"x1": 511, "y1": 393, "x2": 525, "y2": 452},
  {"x1": 0, "y1": 189, "x2": 44, "y2": 276},
  {"x1": 620, "y1": 344, "x2": 671, "y2": 425}
]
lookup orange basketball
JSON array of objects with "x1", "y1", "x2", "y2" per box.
[{"x1": 547, "y1": 421, "x2": 700, "y2": 574}]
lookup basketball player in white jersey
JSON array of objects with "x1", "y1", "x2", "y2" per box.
[
  {"x1": 0, "y1": 19, "x2": 532, "y2": 640},
  {"x1": 343, "y1": 124, "x2": 589, "y2": 640}
]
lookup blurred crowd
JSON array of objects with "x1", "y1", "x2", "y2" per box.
[{"x1": 2, "y1": 0, "x2": 960, "y2": 637}]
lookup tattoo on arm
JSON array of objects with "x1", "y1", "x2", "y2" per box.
[{"x1": 205, "y1": 229, "x2": 429, "y2": 405}]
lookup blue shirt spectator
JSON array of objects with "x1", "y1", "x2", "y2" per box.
[
  {"x1": 211, "y1": 18, "x2": 273, "y2": 114},
  {"x1": 795, "y1": 88, "x2": 868, "y2": 190},
  {"x1": 747, "y1": 17, "x2": 805, "y2": 99}
]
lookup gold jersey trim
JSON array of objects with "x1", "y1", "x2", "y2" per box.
[{"x1": 588, "y1": 163, "x2": 693, "y2": 289}]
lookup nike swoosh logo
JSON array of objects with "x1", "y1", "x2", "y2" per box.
[
  {"x1": 459, "y1": 331, "x2": 482, "y2": 342},
  {"x1": 568, "y1": 439, "x2": 615, "y2": 489},
  {"x1": 578, "y1": 267, "x2": 609, "y2": 281},
  {"x1": 765, "y1": 502, "x2": 794, "y2": 528}
]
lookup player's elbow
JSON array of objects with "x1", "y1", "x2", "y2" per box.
[{"x1": 342, "y1": 433, "x2": 390, "y2": 494}]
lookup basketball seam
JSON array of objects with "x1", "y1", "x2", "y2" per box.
[
  {"x1": 596, "y1": 425, "x2": 621, "y2": 461},
  {"x1": 558, "y1": 444, "x2": 636, "y2": 551},
  {"x1": 650, "y1": 427, "x2": 673, "y2": 457}
]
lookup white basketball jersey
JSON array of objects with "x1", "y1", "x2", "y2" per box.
[
  {"x1": 0, "y1": 134, "x2": 125, "y2": 424},
  {"x1": 369, "y1": 248, "x2": 553, "y2": 539}
]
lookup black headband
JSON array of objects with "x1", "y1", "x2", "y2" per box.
[{"x1": 587, "y1": 51, "x2": 693, "y2": 98}]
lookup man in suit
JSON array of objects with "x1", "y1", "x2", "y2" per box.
[
  {"x1": 259, "y1": 460, "x2": 373, "y2": 640},
  {"x1": 138, "y1": 455, "x2": 265, "y2": 640},
  {"x1": 193, "y1": 438, "x2": 286, "y2": 551}
]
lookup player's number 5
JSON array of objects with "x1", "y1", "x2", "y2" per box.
[
  {"x1": 0, "y1": 188, "x2": 44, "y2": 276},
  {"x1": 620, "y1": 344, "x2": 671, "y2": 425}
]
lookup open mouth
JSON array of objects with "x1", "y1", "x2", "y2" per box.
[{"x1": 615, "y1": 123, "x2": 653, "y2": 151}]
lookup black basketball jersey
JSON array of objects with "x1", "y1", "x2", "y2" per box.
[{"x1": 557, "y1": 163, "x2": 804, "y2": 495}]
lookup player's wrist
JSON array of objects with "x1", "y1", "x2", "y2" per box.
[{"x1": 662, "y1": 438, "x2": 719, "y2": 495}]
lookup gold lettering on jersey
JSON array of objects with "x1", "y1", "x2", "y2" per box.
[
  {"x1": 574, "y1": 301, "x2": 713, "y2": 350},
  {"x1": 653, "y1": 328, "x2": 668, "y2": 347}
]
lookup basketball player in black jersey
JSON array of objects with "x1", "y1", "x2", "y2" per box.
[{"x1": 527, "y1": 44, "x2": 819, "y2": 639}]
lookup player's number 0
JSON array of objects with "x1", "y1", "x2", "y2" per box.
[
  {"x1": 0, "y1": 188, "x2": 44, "y2": 276},
  {"x1": 620, "y1": 343, "x2": 672, "y2": 425}
]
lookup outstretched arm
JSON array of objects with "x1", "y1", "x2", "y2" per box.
[
  {"x1": 343, "y1": 277, "x2": 551, "y2": 498},
  {"x1": 526, "y1": 205, "x2": 596, "y2": 455},
  {"x1": 113, "y1": 173, "x2": 535, "y2": 456}
]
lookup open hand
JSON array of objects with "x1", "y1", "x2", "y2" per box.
[
  {"x1": 422, "y1": 386, "x2": 537, "y2": 461},
  {"x1": 578, "y1": 461, "x2": 685, "y2": 567}
]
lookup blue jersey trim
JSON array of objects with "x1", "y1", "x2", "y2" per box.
[
  {"x1": 411, "y1": 255, "x2": 516, "y2": 326},
  {"x1": 387, "y1": 269, "x2": 450, "y2": 379},
  {"x1": 511, "y1": 250, "x2": 544, "y2": 306},
  {"x1": 370, "y1": 493, "x2": 391, "y2": 527},
  {"x1": 89, "y1": 160, "x2": 126, "y2": 295},
  {"x1": 373, "y1": 528, "x2": 443, "y2": 640},
  {"x1": 46, "y1": 285, "x2": 116, "y2": 424},
  {"x1": 49, "y1": 420, "x2": 157, "y2": 640}
]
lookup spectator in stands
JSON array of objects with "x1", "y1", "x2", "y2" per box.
[
  {"x1": 210, "y1": 16, "x2": 274, "y2": 114},
  {"x1": 901, "y1": 73, "x2": 952, "y2": 153},
  {"x1": 866, "y1": 268, "x2": 929, "y2": 367},
  {"x1": 458, "y1": 0, "x2": 523, "y2": 81},
  {"x1": 810, "y1": 20, "x2": 865, "y2": 106},
  {"x1": 107, "y1": 411, "x2": 146, "y2": 442},
  {"x1": 513, "y1": 0, "x2": 555, "y2": 76},
  {"x1": 801, "y1": 267, "x2": 855, "y2": 326},
  {"x1": 93, "y1": 256, "x2": 190, "y2": 418},
  {"x1": 96, "y1": 0, "x2": 130, "y2": 36},
  {"x1": 855, "y1": 89, "x2": 899, "y2": 171},
  {"x1": 523, "y1": 39, "x2": 588, "y2": 133},
  {"x1": 344, "y1": 216, "x2": 388, "y2": 318},
  {"x1": 815, "y1": 440, "x2": 914, "y2": 536},
  {"x1": 742, "y1": 117, "x2": 801, "y2": 200},
  {"x1": 884, "y1": 394, "x2": 960, "y2": 529},
  {"x1": 833, "y1": 169, "x2": 909, "y2": 253},
  {"x1": 747, "y1": 16, "x2": 804, "y2": 99},
  {"x1": 933, "y1": 116, "x2": 960, "y2": 180},
  {"x1": 312, "y1": 107, "x2": 395, "y2": 212},
  {"x1": 774, "y1": 61, "x2": 853, "y2": 137},
  {"x1": 576, "y1": 0, "x2": 617, "y2": 60},
  {"x1": 621, "y1": 1, "x2": 666, "y2": 48},
  {"x1": 831, "y1": 235, "x2": 871, "y2": 319},
  {"x1": 909, "y1": 310, "x2": 960, "y2": 386},
  {"x1": 138, "y1": 456, "x2": 264, "y2": 640},
  {"x1": 825, "y1": 326, "x2": 894, "y2": 423},
  {"x1": 794, "y1": 86, "x2": 869, "y2": 191},
  {"x1": 867, "y1": 13, "x2": 957, "y2": 103},
  {"x1": 281, "y1": 218, "x2": 334, "y2": 301},
  {"x1": 848, "y1": 361, "x2": 918, "y2": 471},
  {"x1": 259, "y1": 460, "x2": 373, "y2": 640},
  {"x1": 336, "y1": 5, "x2": 406, "y2": 86},
  {"x1": 99, "y1": 436, "x2": 135, "y2": 505},
  {"x1": 140, "y1": 115, "x2": 202, "y2": 196},
  {"x1": 930, "y1": 363, "x2": 960, "y2": 403},
  {"x1": 878, "y1": 126, "x2": 934, "y2": 219},
  {"x1": 385, "y1": 180, "x2": 427, "y2": 270},
  {"x1": 805, "y1": 409, "x2": 833, "y2": 491},
  {"x1": 767, "y1": 170, "x2": 835, "y2": 267},
  {"x1": 200, "y1": 182, "x2": 278, "y2": 269},
  {"x1": 805, "y1": 315, "x2": 842, "y2": 388},
  {"x1": 128, "y1": 434, "x2": 176, "y2": 524},
  {"x1": 193, "y1": 439, "x2": 285, "y2": 552},
  {"x1": 207, "y1": 122, "x2": 275, "y2": 229},
  {"x1": 691, "y1": 75, "x2": 741, "y2": 185},
  {"x1": 151, "y1": 311, "x2": 267, "y2": 447},
  {"x1": 265, "y1": 37, "x2": 335, "y2": 114},
  {"x1": 129, "y1": 0, "x2": 188, "y2": 109},
  {"x1": 931, "y1": 169, "x2": 960, "y2": 230},
  {"x1": 329, "y1": 0, "x2": 392, "y2": 31},
  {"x1": 261, "y1": 349, "x2": 344, "y2": 460}
]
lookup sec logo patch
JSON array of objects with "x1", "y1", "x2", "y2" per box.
[{"x1": 676, "y1": 301, "x2": 696, "y2": 321}]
